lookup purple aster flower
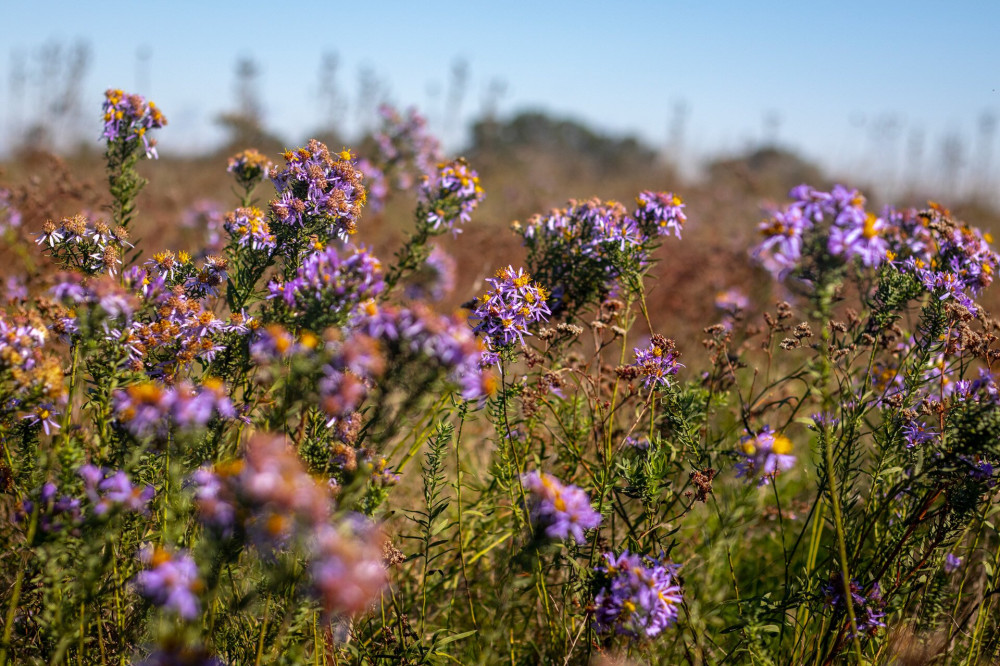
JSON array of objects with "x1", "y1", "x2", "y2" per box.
[
  {"x1": 901, "y1": 420, "x2": 936, "y2": 448},
  {"x1": 521, "y1": 471, "x2": 601, "y2": 543},
  {"x1": 101, "y1": 89, "x2": 167, "y2": 158},
  {"x1": 632, "y1": 191, "x2": 686, "y2": 238},
  {"x1": 945, "y1": 553, "x2": 963, "y2": 573},
  {"x1": 828, "y1": 212, "x2": 890, "y2": 266},
  {"x1": 823, "y1": 575, "x2": 886, "y2": 637},
  {"x1": 594, "y1": 551, "x2": 683, "y2": 637},
  {"x1": 267, "y1": 244, "x2": 384, "y2": 327},
  {"x1": 753, "y1": 205, "x2": 810, "y2": 279},
  {"x1": 0, "y1": 188, "x2": 21, "y2": 233},
  {"x1": 419, "y1": 158, "x2": 484, "y2": 232},
  {"x1": 469, "y1": 266, "x2": 551, "y2": 347},
  {"x1": 16, "y1": 482, "x2": 82, "y2": 534},
  {"x1": 21, "y1": 403, "x2": 61, "y2": 436},
  {"x1": 714, "y1": 288, "x2": 749, "y2": 313},
  {"x1": 135, "y1": 547, "x2": 202, "y2": 620},
  {"x1": 628, "y1": 335, "x2": 683, "y2": 390},
  {"x1": 223, "y1": 206, "x2": 275, "y2": 252},
  {"x1": 736, "y1": 425, "x2": 796, "y2": 485},
  {"x1": 112, "y1": 380, "x2": 233, "y2": 439},
  {"x1": 4, "y1": 276, "x2": 26, "y2": 302},
  {"x1": 189, "y1": 467, "x2": 237, "y2": 536},
  {"x1": 79, "y1": 465, "x2": 154, "y2": 516},
  {"x1": 269, "y1": 140, "x2": 366, "y2": 241}
]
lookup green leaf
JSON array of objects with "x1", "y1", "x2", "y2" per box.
[{"x1": 435, "y1": 630, "x2": 478, "y2": 647}]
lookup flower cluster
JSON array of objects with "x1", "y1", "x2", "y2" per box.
[
  {"x1": 316, "y1": 332, "x2": 384, "y2": 425},
  {"x1": 191, "y1": 435, "x2": 333, "y2": 545},
  {"x1": 593, "y1": 551, "x2": 683, "y2": 637},
  {"x1": 470, "y1": 266, "x2": 551, "y2": 347},
  {"x1": 822, "y1": 575, "x2": 886, "y2": 637},
  {"x1": 135, "y1": 547, "x2": 203, "y2": 620},
  {"x1": 101, "y1": 88, "x2": 167, "y2": 158},
  {"x1": 515, "y1": 193, "x2": 685, "y2": 315},
  {"x1": 626, "y1": 335, "x2": 682, "y2": 390},
  {"x1": 227, "y1": 148, "x2": 273, "y2": 190},
  {"x1": 79, "y1": 465, "x2": 155, "y2": 516},
  {"x1": 735, "y1": 425, "x2": 796, "y2": 485},
  {"x1": 419, "y1": 158, "x2": 485, "y2": 232},
  {"x1": 190, "y1": 435, "x2": 387, "y2": 616},
  {"x1": 631, "y1": 191, "x2": 687, "y2": 238},
  {"x1": 112, "y1": 379, "x2": 234, "y2": 439},
  {"x1": 353, "y1": 301, "x2": 495, "y2": 400},
  {"x1": 17, "y1": 482, "x2": 82, "y2": 535},
  {"x1": 754, "y1": 185, "x2": 876, "y2": 279},
  {"x1": 892, "y1": 205, "x2": 1000, "y2": 313},
  {"x1": 0, "y1": 315, "x2": 65, "y2": 429},
  {"x1": 270, "y1": 140, "x2": 366, "y2": 241},
  {"x1": 36, "y1": 214, "x2": 132, "y2": 276},
  {"x1": 753, "y1": 186, "x2": 1000, "y2": 303},
  {"x1": 114, "y1": 272, "x2": 226, "y2": 377},
  {"x1": 521, "y1": 471, "x2": 601, "y2": 543},
  {"x1": 223, "y1": 206, "x2": 276, "y2": 252},
  {"x1": 268, "y1": 244, "x2": 384, "y2": 328}
]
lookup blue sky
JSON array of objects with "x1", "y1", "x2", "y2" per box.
[{"x1": 2, "y1": 1, "x2": 999, "y2": 192}]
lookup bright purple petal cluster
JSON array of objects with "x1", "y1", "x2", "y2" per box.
[
  {"x1": 223, "y1": 206, "x2": 275, "y2": 252},
  {"x1": 135, "y1": 547, "x2": 202, "y2": 620},
  {"x1": 822, "y1": 575, "x2": 886, "y2": 637},
  {"x1": 269, "y1": 140, "x2": 366, "y2": 241},
  {"x1": 112, "y1": 379, "x2": 234, "y2": 439},
  {"x1": 892, "y1": 205, "x2": 1000, "y2": 314},
  {"x1": 469, "y1": 266, "x2": 551, "y2": 347},
  {"x1": 419, "y1": 158, "x2": 484, "y2": 232},
  {"x1": 521, "y1": 471, "x2": 601, "y2": 543},
  {"x1": 79, "y1": 465, "x2": 155, "y2": 516},
  {"x1": 101, "y1": 89, "x2": 167, "y2": 158},
  {"x1": 267, "y1": 244, "x2": 384, "y2": 326},
  {"x1": 736, "y1": 425, "x2": 796, "y2": 486},
  {"x1": 594, "y1": 551, "x2": 683, "y2": 637},
  {"x1": 628, "y1": 335, "x2": 682, "y2": 390},
  {"x1": 632, "y1": 191, "x2": 687, "y2": 238},
  {"x1": 754, "y1": 186, "x2": 1000, "y2": 303},
  {"x1": 353, "y1": 301, "x2": 495, "y2": 400}
]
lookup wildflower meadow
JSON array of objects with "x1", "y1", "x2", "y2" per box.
[{"x1": 3, "y1": 88, "x2": 1000, "y2": 665}]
